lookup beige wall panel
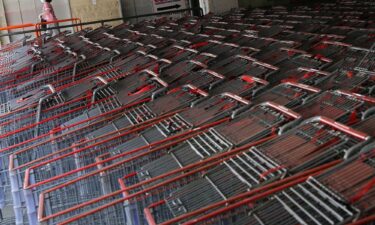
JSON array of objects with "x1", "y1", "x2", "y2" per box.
[{"x1": 69, "y1": 0, "x2": 122, "y2": 28}]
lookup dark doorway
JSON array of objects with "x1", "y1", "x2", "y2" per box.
[{"x1": 190, "y1": 0, "x2": 201, "y2": 16}]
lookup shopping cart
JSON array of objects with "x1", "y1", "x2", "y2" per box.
[
  {"x1": 1, "y1": 70, "x2": 167, "y2": 179},
  {"x1": 354, "y1": 43, "x2": 375, "y2": 74},
  {"x1": 323, "y1": 70, "x2": 374, "y2": 95},
  {"x1": 0, "y1": 44, "x2": 119, "y2": 105},
  {"x1": 0, "y1": 57, "x2": 144, "y2": 149},
  {"x1": 256, "y1": 25, "x2": 289, "y2": 38},
  {"x1": 160, "y1": 59, "x2": 208, "y2": 85},
  {"x1": 0, "y1": 51, "x2": 48, "y2": 90},
  {"x1": 165, "y1": 69, "x2": 224, "y2": 91},
  {"x1": 272, "y1": 67, "x2": 331, "y2": 86},
  {"x1": 152, "y1": 45, "x2": 198, "y2": 63},
  {"x1": 354, "y1": 109, "x2": 375, "y2": 136},
  {"x1": 229, "y1": 34, "x2": 293, "y2": 50},
  {"x1": 35, "y1": 101, "x2": 300, "y2": 225},
  {"x1": 211, "y1": 75, "x2": 268, "y2": 99},
  {"x1": 141, "y1": 116, "x2": 371, "y2": 224},
  {"x1": 253, "y1": 82, "x2": 321, "y2": 108},
  {"x1": 22, "y1": 92, "x2": 248, "y2": 186},
  {"x1": 4, "y1": 64, "x2": 220, "y2": 161},
  {"x1": 201, "y1": 26, "x2": 240, "y2": 38},
  {"x1": 255, "y1": 47, "x2": 332, "y2": 77},
  {"x1": 273, "y1": 30, "x2": 319, "y2": 51},
  {"x1": 188, "y1": 145, "x2": 375, "y2": 225},
  {"x1": 326, "y1": 47, "x2": 371, "y2": 73},
  {"x1": 341, "y1": 29, "x2": 375, "y2": 49},
  {"x1": 7, "y1": 71, "x2": 174, "y2": 168},
  {"x1": 188, "y1": 40, "x2": 242, "y2": 60},
  {"x1": 309, "y1": 40, "x2": 351, "y2": 60},
  {"x1": 294, "y1": 90, "x2": 375, "y2": 124},
  {"x1": 207, "y1": 55, "x2": 279, "y2": 79},
  {"x1": 292, "y1": 22, "x2": 325, "y2": 34},
  {"x1": 22, "y1": 93, "x2": 249, "y2": 225},
  {"x1": 49, "y1": 117, "x2": 370, "y2": 225},
  {"x1": 321, "y1": 25, "x2": 356, "y2": 37},
  {"x1": 9, "y1": 85, "x2": 208, "y2": 225}
]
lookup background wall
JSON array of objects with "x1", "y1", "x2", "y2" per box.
[
  {"x1": 0, "y1": 0, "x2": 312, "y2": 45},
  {"x1": 0, "y1": 1, "x2": 8, "y2": 44},
  {"x1": 70, "y1": 0, "x2": 122, "y2": 27},
  {"x1": 238, "y1": 0, "x2": 290, "y2": 8},
  {"x1": 0, "y1": 0, "x2": 72, "y2": 44},
  {"x1": 121, "y1": 0, "x2": 190, "y2": 23},
  {"x1": 206, "y1": 0, "x2": 239, "y2": 14},
  {"x1": 0, "y1": 0, "x2": 122, "y2": 45}
]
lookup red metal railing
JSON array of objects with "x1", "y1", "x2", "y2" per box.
[{"x1": 35, "y1": 18, "x2": 82, "y2": 37}]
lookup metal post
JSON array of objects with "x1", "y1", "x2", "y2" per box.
[{"x1": 24, "y1": 171, "x2": 37, "y2": 225}]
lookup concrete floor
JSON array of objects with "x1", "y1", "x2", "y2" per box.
[{"x1": 1, "y1": 187, "x2": 16, "y2": 225}]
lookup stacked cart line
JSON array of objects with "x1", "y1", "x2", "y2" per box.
[{"x1": 0, "y1": 0, "x2": 374, "y2": 224}]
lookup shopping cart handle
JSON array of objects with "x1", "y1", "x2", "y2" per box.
[
  {"x1": 83, "y1": 39, "x2": 94, "y2": 45},
  {"x1": 186, "y1": 48, "x2": 199, "y2": 54},
  {"x1": 137, "y1": 50, "x2": 147, "y2": 56},
  {"x1": 362, "y1": 107, "x2": 375, "y2": 120},
  {"x1": 147, "y1": 44, "x2": 157, "y2": 49},
  {"x1": 16, "y1": 95, "x2": 32, "y2": 103},
  {"x1": 240, "y1": 46, "x2": 261, "y2": 53},
  {"x1": 172, "y1": 45, "x2": 185, "y2": 50},
  {"x1": 31, "y1": 47, "x2": 42, "y2": 55},
  {"x1": 307, "y1": 116, "x2": 370, "y2": 141},
  {"x1": 283, "y1": 82, "x2": 321, "y2": 93},
  {"x1": 146, "y1": 54, "x2": 159, "y2": 60},
  {"x1": 223, "y1": 42, "x2": 240, "y2": 48},
  {"x1": 336, "y1": 90, "x2": 375, "y2": 104},
  {"x1": 208, "y1": 39, "x2": 222, "y2": 44},
  {"x1": 359, "y1": 143, "x2": 375, "y2": 155},
  {"x1": 136, "y1": 42, "x2": 145, "y2": 47},
  {"x1": 151, "y1": 34, "x2": 162, "y2": 38},
  {"x1": 221, "y1": 92, "x2": 250, "y2": 105},
  {"x1": 189, "y1": 60, "x2": 208, "y2": 69},
  {"x1": 42, "y1": 84, "x2": 56, "y2": 94},
  {"x1": 280, "y1": 47, "x2": 307, "y2": 54},
  {"x1": 34, "y1": 54, "x2": 44, "y2": 61},
  {"x1": 92, "y1": 76, "x2": 108, "y2": 85},
  {"x1": 79, "y1": 54, "x2": 86, "y2": 60},
  {"x1": 202, "y1": 69, "x2": 225, "y2": 79},
  {"x1": 260, "y1": 101, "x2": 302, "y2": 119},
  {"x1": 65, "y1": 50, "x2": 77, "y2": 57},
  {"x1": 103, "y1": 32, "x2": 114, "y2": 37},
  {"x1": 110, "y1": 36, "x2": 121, "y2": 41},
  {"x1": 322, "y1": 40, "x2": 352, "y2": 47},
  {"x1": 55, "y1": 38, "x2": 64, "y2": 44},
  {"x1": 240, "y1": 75, "x2": 269, "y2": 85},
  {"x1": 158, "y1": 58, "x2": 172, "y2": 64},
  {"x1": 200, "y1": 52, "x2": 218, "y2": 59},
  {"x1": 298, "y1": 67, "x2": 331, "y2": 76},
  {"x1": 150, "y1": 77, "x2": 168, "y2": 87},
  {"x1": 143, "y1": 69, "x2": 159, "y2": 78},
  {"x1": 235, "y1": 54, "x2": 257, "y2": 62},
  {"x1": 184, "y1": 84, "x2": 209, "y2": 97},
  {"x1": 58, "y1": 43, "x2": 67, "y2": 49},
  {"x1": 231, "y1": 104, "x2": 253, "y2": 119},
  {"x1": 151, "y1": 87, "x2": 168, "y2": 101}
]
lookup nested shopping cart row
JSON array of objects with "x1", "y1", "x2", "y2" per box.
[
  {"x1": 34, "y1": 116, "x2": 371, "y2": 225},
  {"x1": 0, "y1": 1, "x2": 374, "y2": 224}
]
